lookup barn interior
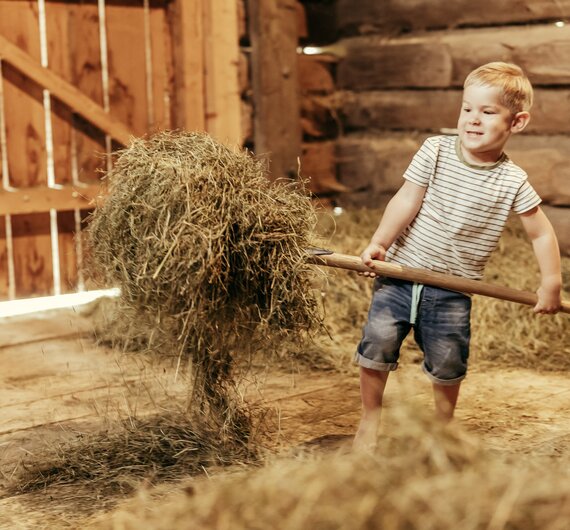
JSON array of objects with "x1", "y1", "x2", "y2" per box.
[{"x1": 0, "y1": 1, "x2": 569, "y2": 528}]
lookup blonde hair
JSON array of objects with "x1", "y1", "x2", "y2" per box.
[{"x1": 464, "y1": 62, "x2": 533, "y2": 113}]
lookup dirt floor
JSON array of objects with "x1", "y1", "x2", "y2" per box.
[{"x1": 0, "y1": 305, "x2": 569, "y2": 528}]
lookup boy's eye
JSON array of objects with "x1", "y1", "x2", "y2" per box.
[
  {"x1": 483, "y1": 110, "x2": 495, "y2": 115},
  {"x1": 462, "y1": 108, "x2": 471, "y2": 112}
]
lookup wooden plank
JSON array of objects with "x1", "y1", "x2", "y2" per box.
[
  {"x1": 301, "y1": 94, "x2": 338, "y2": 139},
  {"x1": 340, "y1": 90, "x2": 461, "y2": 133},
  {"x1": 0, "y1": 67, "x2": 7, "y2": 297},
  {"x1": 241, "y1": 98, "x2": 253, "y2": 145},
  {"x1": 68, "y1": 1, "x2": 107, "y2": 183},
  {"x1": 237, "y1": 0, "x2": 247, "y2": 41},
  {"x1": 46, "y1": 3, "x2": 77, "y2": 294},
  {"x1": 340, "y1": 89, "x2": 570, "y2": 135},
  {"x1": 248, "y1": 0, "x2": 301, "y2": 178},
  {"x1": 0, "y1": 1, "x2": 53, "y2": 298},
  {"x1": 57, "y1": 210, "x2": 78, "y2": 292},
  {"x1": 149, "y1": 3, "x2": 172, "y2": 131},
  {"x1": 337, "y1": 0, "x2": 570, "y2": 34},
  {"x1": 337, "y1": 133, "x2": 421, "y2": 200},
  {"x1": 0, "y1": 184, "x2": 99, "y2": 216},
  {"x1": 507, "y1": 135, "x2": 570, "y2": 207},
  {"x1": 0, "y1": 34, "x2": 132, "y2": 146},
  {"x1": 301, "y1": 141, "x2": 350, "y2": 194},
  {"x1": 0, "y1": 216, "x2": 7, "y2": 298},
  {"x1": 168, "y1": 0, "x2": 205, "y2": 131},
  {"x1": 105, "y1": 3, "x2": 149, "y2": 137},
  {"x1": 338, "y1": 25, "x2": 570, "y2": 90},
  {"x1": 336, "y1": 132, "x2": 570, "y2": 207},
  {"x1": 45, "y1": 2, "x2": 73, "y2": 186},
  {"x1": 204, "y1": 0, "x2": 241, "y2": 145},
  {"x1": 10, "y1": 212, "x2": 52, "y2": 297},
  {"x1": 0, "y1": 308, "x2": 94, "y2": 349},
  {"x1": 299, "y1": 55, "x2": 335, "y2": 94}
]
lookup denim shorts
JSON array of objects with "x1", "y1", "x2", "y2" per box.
[{"x1": 355, "y1": 277, "x2": 472, "y2": 385}]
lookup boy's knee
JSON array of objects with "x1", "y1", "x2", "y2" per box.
[{"x1": 422, "y1": 360, "x2": 467, "y2": 385}]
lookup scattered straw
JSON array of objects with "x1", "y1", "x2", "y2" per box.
[
  {"x1": 5, "y1": 409, "x2": 259, "y2": 501},
  {"x1": 94, "y1": 404, "x2": 570, "y2": 530}
]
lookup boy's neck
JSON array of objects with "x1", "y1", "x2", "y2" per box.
[{"x1": 457, "y1": 139, "x2": 506, "y2": 168}]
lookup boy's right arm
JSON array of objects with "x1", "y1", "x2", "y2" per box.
[{"x1": 361, "y1": 180, "x2": 426, "y2": 268}]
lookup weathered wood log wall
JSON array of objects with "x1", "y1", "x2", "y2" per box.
[
  {"x1": 239, "y1": 0, "x2": 343, "y2": 194},
  {"x1": 332, "y1": 0, "x2": 570, "y2": 255},
  {"x1": 0, "y1": 0, "x2": 242, "y2": 301}
]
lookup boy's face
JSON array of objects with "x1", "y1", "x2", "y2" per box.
[{"x1": 457, "y1": 84, "x2": 519, "y2": 163}]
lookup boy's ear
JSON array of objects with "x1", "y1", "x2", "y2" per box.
[{"x1": 511, "y1": 111, "x2": 530, "y2": 133}]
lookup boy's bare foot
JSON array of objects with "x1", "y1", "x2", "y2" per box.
[{"x1": 352, "y1": 420, "x2": 378, "y2": 452}]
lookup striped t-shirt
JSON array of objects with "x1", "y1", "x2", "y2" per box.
[{"x1": 385, "y1": 135, "x2": 541, "y2": 280}]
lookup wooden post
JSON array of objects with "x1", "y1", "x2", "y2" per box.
[
  {"x1": 168, "y1": 0, "x2": 206, "y2": 132},
  {"x1": 203, "y1": 0, "x2": 242, "y2": 146},
  {"x1": 248, "y1": 0, "x2": 301, "y2": 179}
]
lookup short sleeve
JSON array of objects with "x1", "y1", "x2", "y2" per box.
[
  {"x1": 512, "y1": 179, "x2": 542, "y2": 214},
  {"x1": 403, "y1": 137, "x2": 439, "y2": 187}
]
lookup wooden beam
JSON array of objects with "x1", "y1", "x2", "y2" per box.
[
  {"x1": 338, "y1": 25, "x2": 570, "y2": 90},
  {"x1": 248, "y1": 0, "x2": 302, "y2": 178},
  {"x1": 340, "y1": 89, "x2": 570, "y2": 135},
  {"x1": 0, "y1": 185, "x2": 100, "y2": 216},
  {"x1": 168, "y1": 0, "x2": 205, "y2": 131},
  {"x1": 337, "y1": 0, "x2": 570, "y2": 33},
  {"x1": 203, "y1": 0, "x2": 241, "y2": 145},
  {"x1": 336, "y1": 132, "x2": 570, "y2": 207},
  {"x1": 0, "y1": 34, "x2": 132, "y2": 146}
]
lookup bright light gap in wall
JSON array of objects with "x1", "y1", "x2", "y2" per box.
[
  {"x1": 300, "y1": 46, "x2": 323, "y2": 55},
  {"x1": 0, "y1": 288, "x2": 120, "y2": 319}
]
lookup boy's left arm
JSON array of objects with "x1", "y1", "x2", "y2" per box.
[{"x1": 519, "y1": 206, "x2": 562, "y2": 314}]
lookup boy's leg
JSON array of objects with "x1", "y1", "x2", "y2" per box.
[
  {"x1": 354, "y1": 278, "x2": 412, "y2": 450},
  {"x1": 353, "y1": 367, "x2": 389, "y2": 450},
  {"x1": 415, "y1": 286, "x2": 471, "y2": 422},
  {"x1": 432, "y1": 382, "x2": 461, "y2": 422}
]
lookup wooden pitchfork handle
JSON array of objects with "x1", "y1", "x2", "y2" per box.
[{"x1": 307, "y1": 250, "x2": 570, "y2": 315}]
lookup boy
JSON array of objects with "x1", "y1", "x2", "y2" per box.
[{"x1": 353, "y1": 62, "x2": 562, "y2": 450}]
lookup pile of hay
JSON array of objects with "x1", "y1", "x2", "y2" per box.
[
  {"x1": 85, "y1": 131, "x2": 322, "y2": 403},
  {"x1": 94, "y1": 405, "x2": 570, "y2": 530},
  {"x1": 312, "y1": 208, "x2": 570, "y2": 371},
  {"x1": 6, "y1": 409, "x2": 258, "y2": 500}
]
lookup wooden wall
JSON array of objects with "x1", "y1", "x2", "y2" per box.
[
  {"x1": 331, "y1": 0, "x2": 570, "y2": 254},
  {"x1": 239, "y1": 0, "x2": 344, "y2": 194},
  {"x1": 0, "y1": 0, "x2": 242, "y2": 301}
]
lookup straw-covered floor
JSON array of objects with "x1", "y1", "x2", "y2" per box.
[{"x1": 94, "y1": 404, "x2": 570, "y2": 530}]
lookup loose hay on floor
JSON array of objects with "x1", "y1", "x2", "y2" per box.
[
  {"x1": 5, "y1": 409, "x2": 258, "y2": 500},
  {"x1": 93, "y1": 404, "x2": 570, "y2": 530}
]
